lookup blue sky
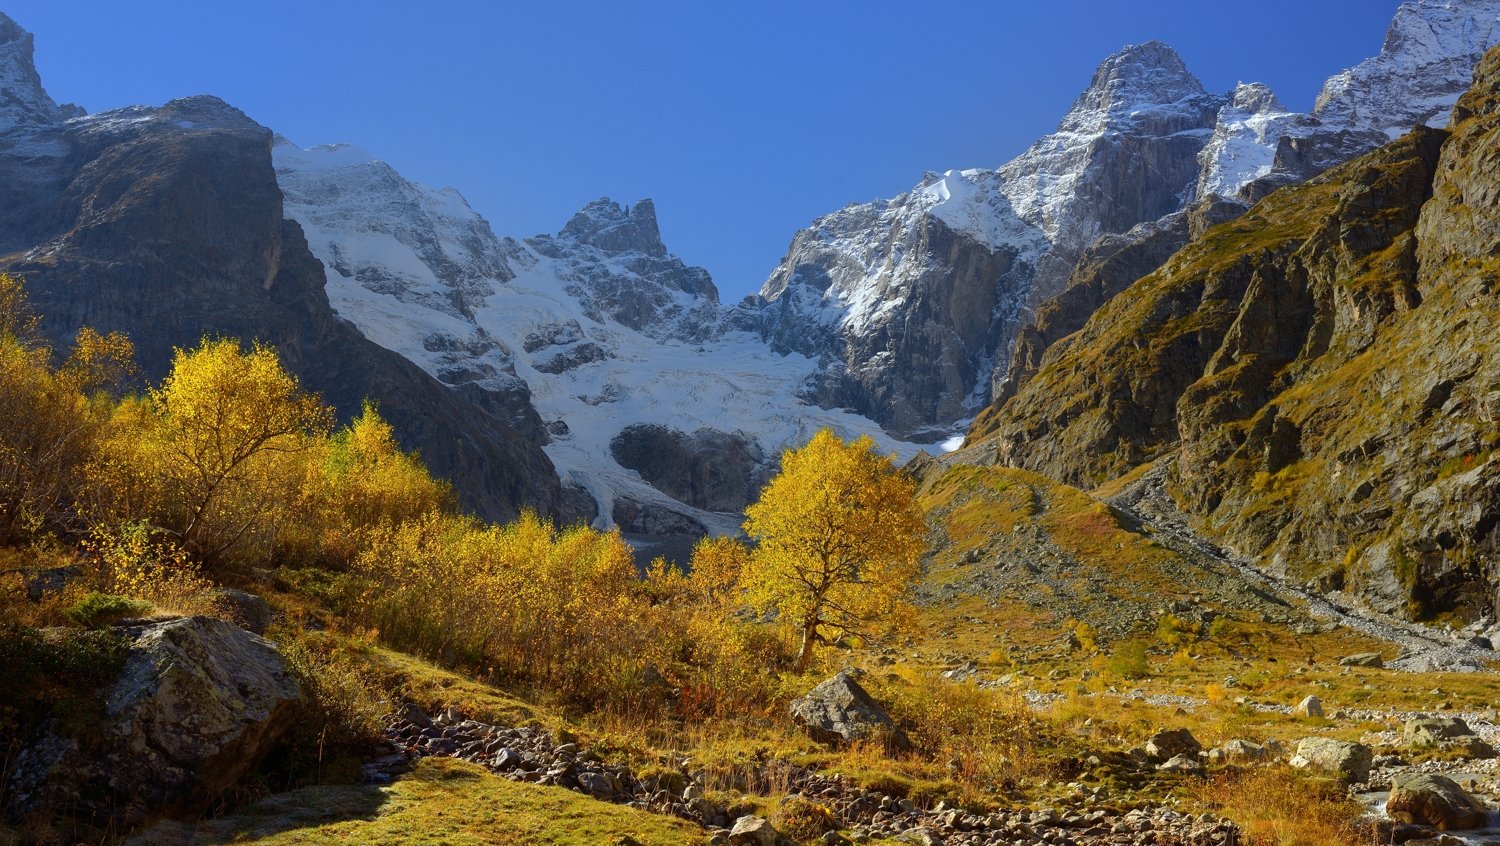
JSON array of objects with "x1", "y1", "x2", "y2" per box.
[{"x1": 8, "y1": 1, "x2": 1394, "y2": 299}]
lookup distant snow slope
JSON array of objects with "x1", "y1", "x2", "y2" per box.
[{"x1": 274, "y1": 139, "x2": 924, "y2": 535}]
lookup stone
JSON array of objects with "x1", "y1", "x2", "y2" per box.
[
  {"x1": 728, "y1": 814, "x2": 779, "y2": 846},
  {"x1": 6, "y1": 616, "x2": 301, "y2": 825},
  {"x1": 1405, "y1": 718, "x2": 1474, "y2": 746},
  {"x1": 1339, "y1": 652, "x2": 1385, "y2": 668},
  {"x1": 1157, "y1": 754, "x2": 1204, "y2": 773},
  {"x1": 578, "y1": 771, "x2": 615, "y2": 799},
  {"x1": 790, "y1": 672, "x2": 910, "y2": 750},
  {"x1": 207, "y1": 588, "x2": 273, "y2": 635},
  {"x1": 1214, "y1": 739, "x2": 1270, "y2": 764},
  {"x1": 1387, "y1": 773, "x2": 1489, "y2": 831},
  {"x1": 1295, "y1": 695, "x2": 1324, "y2": 718},
  {"x1": 1289, "y1": 738, "x2": 1373, "y2": 783},
  {"x1": 1144, "y1": 728, "x2": 1201, "y2": 762}
]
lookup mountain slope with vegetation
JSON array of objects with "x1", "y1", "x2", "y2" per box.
[{"x1": 971, "y1": 45, "x2": 1500, "y2": 622}]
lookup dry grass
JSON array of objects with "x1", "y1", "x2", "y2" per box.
[{"x1": 1194, "y1": 767, "x2": 1375, "y2": 846}]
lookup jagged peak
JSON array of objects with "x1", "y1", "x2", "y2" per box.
[
  {"x1": 1067, "y1": 40, "x2": 1206, "y2": 117},
  {"x1": 1230, "y1": 82, "x2": 1286, "y2": 114},
  {"x1": 0, "y1": 11, "x2": 79, "y2": 131},
  {"x1": 558, "y1": 197, "x2": 666, "y2": 256}
]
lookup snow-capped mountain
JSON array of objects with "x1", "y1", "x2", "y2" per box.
[
  {"x1": 1197, "y1": 0, "x2": 1500, "y2": 200},
  {"x1": 754, "y1": 1, "x2": 1500, "y2": 441},
  {"x1": 746, "y1": 41, "x2": 1225, "y2": 438},
  {"x1": 274, "y1": 141, "x2": 923, "y2": 538}
]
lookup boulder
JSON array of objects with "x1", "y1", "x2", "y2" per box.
[
  {"x1": 728, "y1": 814, "x2": 779, "y2": 846},
  {"x1": 1209, "y1": 739, "x2": 1271, "y2": 764},
  {"x1": 1144, "y1": 728, "x2": 1201, "y2": 762},
  {"x1": 207, "y1": 587, "x2": 273, "y2": 635},
  {"x1": 790, "y1": 672, "x2": 909, "y2": 750},
  {"x1": 6, "y1": 616, "x2": 301, "y2": 825},
  {"x1": 1157, "y1": 754, "x2": 1204, "y2": 773},
  {"x1": 1386, "y1": 773, "x2": 1489, "y2": 831},
  {"x1": 1339, "y1": 652, "x2": 1385, "y2": 668},
  {"x1": 1405, "y1": 717, "x2": 1474, "y2": 746},
  {"x1": 1289, "y1": 738, "x2": 1372, "y2": 783},
  {"x1": 1295, "y1": 695, "x2": 1324, "y2": 718}
]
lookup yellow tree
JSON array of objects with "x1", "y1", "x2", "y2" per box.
[
  {"x1": 148, "y1": 338, "x2": 333, "y2": 563},
  {"x1": 743, "y1": 429, "x2": 926, "y2": 673}
]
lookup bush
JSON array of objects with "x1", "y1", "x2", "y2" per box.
[
  {"x1": 63, "y1": 592, "x2": 151, "y2": 627},
  {"x1": 1107, "y1": 640, "x2": 1151, "y2": 680},
  {"x1": 0, "y1": 624, "x2": 129, "y2": 746},
  {"x1": 1196, "y1": 767, "x2": 1371, "y2": 846},
  {"x1": 773, "y1": 795, "x2": 838, "y2": 842},
  {"x1": 274, "y1": 628, "x2": 387, "y2": 784}
]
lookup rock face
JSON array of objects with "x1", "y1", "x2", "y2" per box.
[
  {"x1": 609, "y1": 423, "x2": 771, "y2": 513},
  {"x1": 1387, "y1": 773, "x2": 1490, "y2": 831},
  {"x1": 528, "y1": 198, "x2": 720, "y2": 343},
  {"x1": 7, "y1": 617, "x2": 301, "y2": 825},
  {"x1": 746, "y1": 41, "x2": 1224, "y2": 438},
  {"x1": 790, "y1": 672, "x2": 909, "y2": 750},
  {"x1": 1289, "y1": 738, "x2": 1373, "y2": 784},
  {"x1": 0, "y1": 24, "x2": 562, "y2": 522},
  {"x1": 968, "y1": 44, "x2": 1500, "y2": 621},
  {"x1": 1202, "y1": 0, "x2": 1500, "y2": 201}
]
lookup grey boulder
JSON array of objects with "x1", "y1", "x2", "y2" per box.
[
  {"x1": 790, "y1": 672, "x2": 910, "y2": 750},
  {"x1": 7, "y1": 616, "x2": 301, "y2": 824}
]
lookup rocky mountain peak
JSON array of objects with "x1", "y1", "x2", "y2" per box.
[
  {"x1": 1062, "y1": 40, "x2": 1207, "y2": 129},
  {"x1": 0, "y1": 12, "x2": 81, "y2": 132},
  {"x1": 1230, "y1": 81, "x2": 1285, "y2": 114},
  {"x1": 1313, "y1": 0, "x2": 1500, "y2": 132},
  {"x1": 558, "y1": 197, "x2": 667, "y2": 257}
]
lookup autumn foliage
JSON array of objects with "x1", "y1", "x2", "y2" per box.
[{"x1": 742, "y1": 429, "x2": 926, "y2": 671}]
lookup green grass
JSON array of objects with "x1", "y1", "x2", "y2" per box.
[{"x1": 128, "y1": 758, "x2": 709, "y2": 846}]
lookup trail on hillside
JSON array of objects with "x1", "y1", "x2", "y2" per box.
[{"x1": 1105, "y1": 460, "x2": 1494, "y2": 673}]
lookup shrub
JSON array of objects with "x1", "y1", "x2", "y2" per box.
[
  {"x1": 1196, "y1": 766, "x2": 1371, "y2": 846},
  {"x1": 63, "y1": 592, "x2": 151, "y2": 627},
  {"x1": 1107, "y1": 640, "x2": 1151, "y2": 680},
  {"x1": 0, "y1": 624, "x2": 130, "y2": 746},
  {"x1": 774, "y1": 795, "x2": 838, "y2": 842},
  {"x1": 274, "y1": 628, "x2": 387, "y2": 784},
  {"x1": 81, "y1": 522, "x2": 224, "y2": 618}
]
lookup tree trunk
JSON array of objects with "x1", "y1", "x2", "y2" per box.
[{"x1": 796, "y1": 619, "x2": 819, "y2": 674}]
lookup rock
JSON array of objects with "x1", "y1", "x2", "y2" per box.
[
  {"x1": 728, "y1": 814, "x2": 778, "y2": 846},
  {"x1": 790, "y1": 672, "x2": 910, "y2": 750},
  {"x1": 6, "y1": 616, "x2": 301, "y2": 825},
  {"x1": 1289, "y1": 738, "x2": 1373, "y2": 784},
  {"x1": 1405, "y1": 718, "x2": 1474, "y2": 746},
  {"x1": 21, "y1": 565, "x2": 81, "y2": 602},
  {"x1": 1213, "y1": 739, "x2": 1270, "y2": 764},
  {"x1": 207, "y1": 588, "x2": 273, "y2": 635},
  {"x1": 1295, "y1": 695, "x2": 1324, "y2": 718},
  {"x1": 1144, "y1": 728, "x2": 1201, "y2": 762},
  {"x1": 1387, "y1": 773, "x2": 1489, "y2": 831},
  {"x1": 609, "y1": 423, "x2": 772, "y2": 512},
  {"x1": 578, "y1": 771, "x2": 615, "y2": 799},
  {"x1": 1339, "y1": 652, "x2": 1385, "y2": 668},
  {"x1": 1157, "y1": 754, "x2": 1204, "y2": 773}
]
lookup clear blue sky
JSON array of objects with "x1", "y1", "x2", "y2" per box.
[{"x1": 8, "y1": 1, "x2": 1394, "y2": 299}]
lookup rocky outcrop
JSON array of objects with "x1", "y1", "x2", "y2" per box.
[
  {"x1": 610, "y1": 424, "x2": 772, "y2": 513},
  {"x1": 789, "y1": 672, "x2": 909, "y2": 750},
  {"x1": 994, "y1": 197, "x2": 1246, "y2": 405},
  {"x1": 1206, "y1": 1, "x2": 1500, "y2": 201},
  {"x1": 1289, "y1": 738, "x2": 1373, "y2": 784},
  {"x1": 7, "y1": 617, "x2": 301, "y2": 825},
  {"x1": 527, "y1": 198, "x2": 720, "y2": 343},
  {"x1": 748, "y1": 41, "x2": 1224, "y2": 437},
  {"x1": 0, "y1": 51, "x2": 562, "y2": 522},
  {"x1": 1387, "y1": 773, "x2": 1489, "y2": 831}
]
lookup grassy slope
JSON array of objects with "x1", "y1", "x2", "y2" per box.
[{"x1": 130, "y1": 758, "x2": 707, "y2": 846}]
